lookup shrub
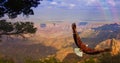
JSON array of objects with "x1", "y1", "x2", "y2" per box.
[
  {"x1": 99, "y1": 53, "x2": 120, "y2": 63},
  {"x1": 0, "y1": 58, "x2": 14, "y2": 63},
  {"x1": 82, "y1": 58, "x2": 96, "y2": 63},
  {"x1": 25, "y1": 57, "x2": 61, "y2": 63}
]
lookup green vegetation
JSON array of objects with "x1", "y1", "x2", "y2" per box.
[
  {"x1": 82, "y1": 58, "x2": 96, "y2": 63},
  {"x1": 1, "y1": 53, "x2": 120, "y2": 63},
  {"x1": 24, "y1": 57, "x2": 61, "y2": 63},
  {"x1": 0, "y1": 20, "x2": 37, "y2": 40},
  {"x1": 0, "y1": 58, "x2": 14, "y2": 63},
  {"x1": 0, "y1": 0, "x2": 42, "y2": 18},
  {"x1": 99, "y1": 53, "x2": 120, "y2": 63}
]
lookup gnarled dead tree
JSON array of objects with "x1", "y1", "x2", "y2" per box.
[{"x1": 72, "y1": 23, "x2": 111, "y2": 55}]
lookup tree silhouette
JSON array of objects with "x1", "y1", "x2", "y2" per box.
[
  {"x1": 0, "y1": 0, "x2": 42, "y2": 18},
  {"x1": 0, "y1": 20, "x2": 37, "y2": 39},
  {"x1": 0, "y1": 0, "x2": 42, "y2": 40}
]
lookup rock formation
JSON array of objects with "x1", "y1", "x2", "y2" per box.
[{"x1": 95, "y1": 38, "x2": 120, "y2": 55}]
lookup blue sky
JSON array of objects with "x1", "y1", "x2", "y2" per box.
[{"x1": 12, "y1": 0, "x2": 120, "y2": 22}]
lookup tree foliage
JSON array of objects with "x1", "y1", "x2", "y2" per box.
[
  {"x1": 0, "y1": 0, "x2": 42, "y2": 18},
  {"x1": 0, "y1": 20, "x2": 37, "y2": 36}
]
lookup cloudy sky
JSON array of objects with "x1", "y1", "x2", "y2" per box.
[{"x1": 14, "y1": 0, "x2": 120, "y2": 22}]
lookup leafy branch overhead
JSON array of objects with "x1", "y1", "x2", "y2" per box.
[
  {"x1": 0, "y1": 0, "x2": 42, "y2": 18},
  {"x1": 0, "y1": 20, "x2": 37, "y2": 35}
]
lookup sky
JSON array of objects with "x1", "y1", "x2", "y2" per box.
[{"x1": 9, "y1": 0, "x2": 120, "y2": 22}]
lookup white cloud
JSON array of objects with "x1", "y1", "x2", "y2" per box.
[
  {"x1": 60, "y1": 2, "x2": 67, "y2": 6},
  {"x1": 47, "y1": 6, "x2": 52, "y2": 8},
  {"x1": 86, "y1": 0, "x2": 97, "y2": 5},
  {"x1": 77, "y1": 0, "x2": 81, "y2": 1},
  {"x1": 108, "y1": 0, "x2": 116, "y2": 6},
  {"x1": 50, "y1": 1, "x2": 58, "y2": 5},
  {"x1": 69, "y1": 4, "x2": 76, "y2": 7},
  {"x1": 69, "y1": 4, "x2": 76, "y2": 9}
]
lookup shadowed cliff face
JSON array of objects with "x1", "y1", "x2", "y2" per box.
[
  {"x1": 95, "y1": 39, "x2": 120, "y2": 56},
  {"x1": 79, "y1": 23, "x2": 120, "y2": 47},
  {"x1": 0, "y1": 39, "x2": 57, "y2": 63},
  {"x1": 92, "y1": 23, "x2": 120, "y2": 39},
  {"x1": 93, "y1": 23, "x2": 120, "y2": 31}
]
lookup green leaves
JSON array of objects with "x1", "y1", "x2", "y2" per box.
[
  {"x1": 0, "y1": 0, "x2": 42, "y2": 18},
  {"x1": 0, "y1": 20, "x2": 13, "y2": 32},
  {"x1": 0, "y1": 20, "x2": 37, "y2": 35},
  {"x1": 14, "y1": 22, "x2": 37, "y2": 34}
]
